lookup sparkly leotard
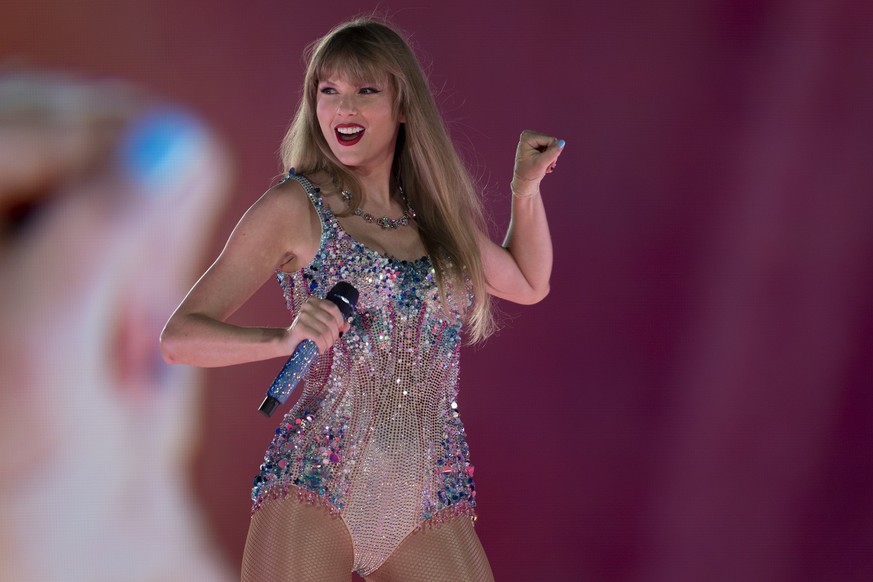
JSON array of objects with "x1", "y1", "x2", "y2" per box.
[{"x1": 251, "y1": 173, "x2": 477, "y2": 576}]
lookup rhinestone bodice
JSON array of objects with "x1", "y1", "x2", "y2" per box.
[{"x1": 251, "y1": 172, "x2": 477, "y2": 575}]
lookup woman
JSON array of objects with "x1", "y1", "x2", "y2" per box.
[{"x1": 161, "y1": 18, "x2": 563, "y2": 582}]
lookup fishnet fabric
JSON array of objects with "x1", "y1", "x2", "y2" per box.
[
  {"x1": 250, "y1": 174, "x2": 479, "y2": 576},
  {"x1": 241, "y1": 497, "x2": 353, "y2": 582},
  {"x1": 366, "y1": 516, "x2": 494, "y2": 582}
]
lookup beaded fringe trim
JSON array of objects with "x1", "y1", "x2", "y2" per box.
[
  {"x1": 251, "y1": 483, "x2": 478, "y2": 528},
  {"x1": 251, "y1": 483, "x2": 341, "y2": 517}
]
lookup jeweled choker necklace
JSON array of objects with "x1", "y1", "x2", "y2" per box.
[{"x1": 341, "y1": 187, "x2": 417, "y2": 229}]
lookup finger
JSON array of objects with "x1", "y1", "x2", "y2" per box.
[
  {"x1": 524, "y1": 139, "x2": 565, "y2": 176},
  {"x1": 519, "y1": 132, "x2": 564, "y2": 159},
  {"x1": 519, "y1": 129, "x2": 552, "y2": 149},
  {"x1": 295, "y1": 317, "x2": 331, "y2": 353},
  {"x1": 295, "y1": 299, "x2": 342, "y2": 351},
  {"x1": 318, "y1": 299, "x2": 349, "y2": 342},
  {"x1": 290, "y1": 319, "x2": 327, "y2": 353},
  {"x1": 319, "y1": 298, "x2": 350, "y2": 343},
  {"x1": 540, "y1": 138, "x2": 565, "y2": 170},
  {"x1": 309, "y1": 299, "x2": 344, "y2": 336}
]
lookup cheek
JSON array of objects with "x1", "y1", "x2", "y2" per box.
[
  {"x1": 315, "y1": 109, "x2": 333, "y2": 142},
  {"x1": 315, "y1": 100, "x2": 332, "y2": 125}
]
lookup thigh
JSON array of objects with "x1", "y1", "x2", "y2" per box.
[
  {"x1": 241, "y1": 496, "x2": 354, "y2": 582},
  {"x1": 365, "y1": 516, "x2": 494, "y2": 582}
]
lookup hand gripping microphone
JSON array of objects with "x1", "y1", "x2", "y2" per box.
[{"x1": 258, "y1": 281, "x2": 358, "y2": 417}]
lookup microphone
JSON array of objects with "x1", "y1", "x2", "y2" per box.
[{"x1": 258, "y1": 281, "x2": 358, "y2": 417}]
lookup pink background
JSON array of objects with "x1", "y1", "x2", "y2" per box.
[{"x1": 4, "y1": 0, "x2": 873, "y2": 579}]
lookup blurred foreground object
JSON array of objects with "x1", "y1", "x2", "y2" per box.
[{"x1": 0, "y1": 70, "x2": 235, "y2": 581}]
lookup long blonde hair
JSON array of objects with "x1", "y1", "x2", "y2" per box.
[{"x1": 280, "y1": 19, "x2": 494, "y2": 342}]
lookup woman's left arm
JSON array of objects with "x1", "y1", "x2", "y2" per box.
[{"x1": 480, "y1": 130, "x2": 564, "y2": 304}]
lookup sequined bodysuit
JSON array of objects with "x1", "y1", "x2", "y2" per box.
[{"x1": 251, "y1": 173, "x2": 477, "y2": 576}]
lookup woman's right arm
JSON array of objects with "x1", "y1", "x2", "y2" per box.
[{"x1": 159, "y1": 180, "x2": 348, "y2": 367}]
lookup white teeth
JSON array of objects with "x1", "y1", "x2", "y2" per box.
[{"x1": 337, "y1": 126, "x2": 364, "y2": 135}]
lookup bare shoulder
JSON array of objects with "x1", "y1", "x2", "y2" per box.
[
  {"x1": 256, "y1": 174, "x2": 315, "y2": 216},
  {"x1": 219, "y1": 175, "x2": 320, "y2": 274}
]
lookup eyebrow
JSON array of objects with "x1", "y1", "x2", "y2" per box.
[{"x1": 318, "y1": 76, "x2": 386, "y2": 87}]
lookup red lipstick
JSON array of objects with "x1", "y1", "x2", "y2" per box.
[{"x1": 335, "y1": 124, "x2": 364, "y2": 146}]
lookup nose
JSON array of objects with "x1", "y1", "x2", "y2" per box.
[{"x1": 336, "y1": 94, "x2": 358, "y2": 115}]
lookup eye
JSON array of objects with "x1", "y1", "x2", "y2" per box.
[
  {"x1": 359, "y1": 87, "x2": 380, "y2": 95},
  {"x1": 319, "y1": 86, "x2": 337, "y2": 95}
]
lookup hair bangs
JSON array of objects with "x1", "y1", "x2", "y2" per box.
[{"x1": 314, "y1": 38, "x2": 400, "y2": 87}]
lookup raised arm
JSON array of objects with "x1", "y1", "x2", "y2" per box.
[
  {"x1": 480, "y1": 130, "x2": 564, "y2": 305},
  {"x1": 159, "y1": 179, "x2": 348, "y2": 367}
]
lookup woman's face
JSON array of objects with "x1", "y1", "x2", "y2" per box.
[{"x1": 316, "y1": 75, "x2": 403, "y2": 176}]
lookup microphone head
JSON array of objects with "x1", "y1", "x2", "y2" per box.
[{"x1": 326, "y1": 281, "x2": 359, "y2": 319}]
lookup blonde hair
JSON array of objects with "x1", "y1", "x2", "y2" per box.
[{"x1": 280, "y1": 18, "x2": 494, "y2": 342}]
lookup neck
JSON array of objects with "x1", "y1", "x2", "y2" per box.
[{"x1": 348, "y1": 167, "x2": 394, "y2": 208}]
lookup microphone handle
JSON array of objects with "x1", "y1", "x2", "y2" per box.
[
  {"x1": 258, "y1": 339, "x2": 319, "y2": 417},
  {"x1": 258, "y1": 280, "x2": 358, "y2": 417}
]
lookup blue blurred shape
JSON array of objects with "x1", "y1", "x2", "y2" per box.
[{"x1": 117, "y1": 108, "x2": 207, "y2": 193}]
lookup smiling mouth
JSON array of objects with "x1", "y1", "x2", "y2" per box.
[{"x1": 336, "y1": 125, "x2": 364, "y2": 146}]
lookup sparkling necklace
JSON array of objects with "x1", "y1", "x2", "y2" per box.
[{"x1": 341, "y1": 187, "x2": 416, "y2": 229}]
